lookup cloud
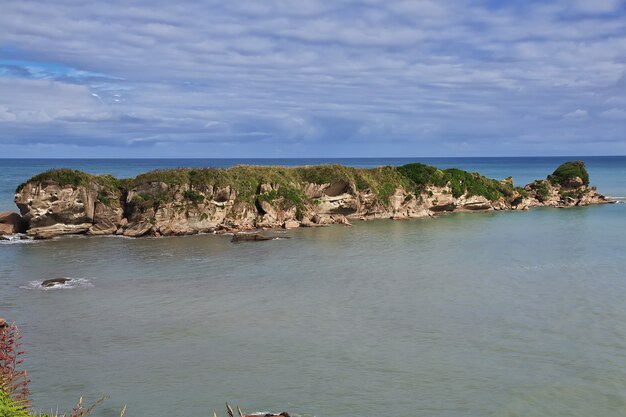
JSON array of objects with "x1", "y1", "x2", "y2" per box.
[
  {"x1": 601, "y1": 108, "x2": 626, "y2": 119},
  {"x1": 571, "y1": 0, "x2": 624, "y2": 14},
  {"x1": 563, "y1": 109, "x2": 589, "y2": 119},
  {"x1": 0, "y1": 0, "x2": 624, "y2": 156}
]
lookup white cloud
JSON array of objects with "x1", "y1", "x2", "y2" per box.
[
  {"x1": 563, "y1": 109, "x2": 589, "y2": 119},
  {"x1": 0, "y1": 0, "x2": 624, "y2": 156}
]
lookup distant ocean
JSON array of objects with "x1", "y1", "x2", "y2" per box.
[{"x1": 2, "y1": 156, "x2": 626, "y2": 417}]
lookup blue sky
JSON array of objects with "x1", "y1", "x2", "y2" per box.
[{"x1": 0, "y1": 0, "x2": 625, "y2": 157}]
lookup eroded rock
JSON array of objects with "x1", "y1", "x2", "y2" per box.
[
  {"x1": 0, "y1": 212, "x2": 27, "y2": 234},
  {"x1": 28, "y1": 223, "x2": 92, "y2": 239},
  {"x1": 12, "y1": 161, "x2": 612, "y2": 239}
]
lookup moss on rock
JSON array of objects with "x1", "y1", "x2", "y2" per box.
[
  {"x1": 548, "y1": 161, "x2": 589, "y2": 187},
  {"x1": 18, "y1": 161, "x2": 565, "y2": 207}
]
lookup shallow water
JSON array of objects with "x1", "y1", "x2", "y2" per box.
[{"x1": 1, "y1": 158, "x2": 626, "y2": 417}]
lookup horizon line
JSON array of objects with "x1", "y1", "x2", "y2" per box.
[{"x1": 1, "y1": 155, "x2": 625, "y2": 160}]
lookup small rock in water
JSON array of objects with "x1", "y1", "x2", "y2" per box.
[
  {"x1": 41, "y1": 277, "x2": 71, "y2": 288},
  {"x1": 231, "y1": 233, "x2": 273, "y2": 242}
]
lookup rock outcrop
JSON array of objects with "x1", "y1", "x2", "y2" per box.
[
  {"x1": 41, "y1": 278, "x2": 71, "y2": 288},
  {"x1": 12, "y1": 161, "x2": 613, "y2": 239},
  {"x1": 231, "y1": 233, "x2": 273, "y2": 242},
  {"x1": 0, "y1": 211, "x2": 27, "y2": 235}
]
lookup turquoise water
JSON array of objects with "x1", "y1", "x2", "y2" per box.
[{"x1": 1, "y1": 158, "x2": 626, "y2": 417}]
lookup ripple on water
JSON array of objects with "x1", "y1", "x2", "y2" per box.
[{"x1": 607, "y1": 196, "x2": 626, "y2": 204}]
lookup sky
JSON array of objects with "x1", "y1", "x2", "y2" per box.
[{"x1": 0, "y1": 0, "x2": 625, "y2": 158}]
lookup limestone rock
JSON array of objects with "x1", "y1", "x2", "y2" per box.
[
  {"x1": 259, "y1": 183, "x2": 276, "y2": 194},
  {"x1": 88, "y1": 219, "x2": 118, "y2": 236},
  {"x1": 323, "y1": 181, "x2": 351, "y2": 197},
  {"x1": 461, "y1": 196, "x2": 493, "y2": 211},
  {"x1": 91, "y1": 201, "x2": 123, "y2": 234},
  {"x1": 12, "y1": 162, "x2": 613, "y2": 239},
  {"x1": 332, "y1": 215, "x2": 352, "y2": 226},
  {"x1": 16, "y1": 182, "x2": 99, "y2": 228},
  {"x1": 0, "y1": 212, "x2": 27, "y2": 234},
  {"x1": 258, "y1": 200, "x2": 278, "y2": 219},
  {"x1": 123, "y1": 221, "x2": 153, "y2": 237},
  {"x1": 28, "y1": 223, "x2": 92, "y2": 239},
  {"x1": 302, "y1": 183, "x2": 325, "y2": 199},
  {"x1": 284, "y1": 220, "x2": 300, "y2": 229},
  {"x1": 563, "y1": 176, "x2": 584, "y2": 189}
]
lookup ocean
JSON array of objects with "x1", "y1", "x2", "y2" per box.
[{"x1": 1, "y1": 157, "x2": 626, "y2": 417}]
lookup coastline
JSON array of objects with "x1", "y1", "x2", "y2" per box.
[{"x1": 3, "y1": 160, "x2": 613, "y2": 240}]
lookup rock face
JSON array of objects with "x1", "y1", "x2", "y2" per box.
[
  {"x1": 15, "y1": 182, "x2": 98, "y2": 227},
  {"x1": 0, "y1": 211, "x2": 27, "y2": 235},
  {"x1": 12, "y1": 161, "x2": 613, "y2": 239},
  {"x1": 524, "y1": 180, "x2": 609, "y2": 208}
]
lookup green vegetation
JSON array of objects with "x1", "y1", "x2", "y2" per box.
[
  {"x1": 96, "y1": 192, "x2": 121, "y2": 207},
  {"x1": 515, "y1": 187, "x2": 529, "y2": 198},
  {"x1": 16, "y1": 170, "x2": 129, "y2": 194},
  {"x1": 396, "y1": 163, "x2": 514, "y2": 201},
  {"x1": 16, "y1": 169, "x2": 90, "y2": 192},
  {"x1": 0, "y1": 391, "x2": 30, "y2": 417},
  {"x1": 19, "y1": 161, "x2": 580, "y2": 210},
  {"x1": 128, "y1": 191, "x2": 170, "y2": 212},
  {"x1": 257, "y1": 187, "x2": 307, "y2": 213},
  {"x1": 183, "y1": 190, "x2": 204, "y2": 204},
  {"x1": 533, "y1": 181, "x2": 550, "y2": 202},
  {"x1": 548, "y1": 160, "x2": 589, "y2": 186}
]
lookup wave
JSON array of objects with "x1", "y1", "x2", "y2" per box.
[
  {"x1": 21, "y1": 277, "x2": 94, "y2": 291},
  {"x1": 607, "y1": 196, "x2": 626, "y2": 204},
  {"x1": 0, "y1": 234, "x2": 37, "y2": 245}
]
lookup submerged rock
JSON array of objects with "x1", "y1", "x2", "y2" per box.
[
  {"x1": 41, "y1": 277, "x2": 71, "y2": 288},
  {"x1": 231, "y1": 233, "x2": 273, "y2": 242}
]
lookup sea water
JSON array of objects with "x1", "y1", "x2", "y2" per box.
[{"x1": 1, "y1": 157, "x2": 626, "y2": 417}]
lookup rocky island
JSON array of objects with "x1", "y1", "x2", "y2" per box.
[{"x1": 3, "y1": 160, "x2": 611, "y2": 239}]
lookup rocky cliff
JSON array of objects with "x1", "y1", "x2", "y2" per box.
[{"x1": 10, "y1": 161, "x2": 611, "y2": 239}]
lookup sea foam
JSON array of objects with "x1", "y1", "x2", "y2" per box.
[{"x1": 22, "y1": 278, "x2": 95, "y2": 291}]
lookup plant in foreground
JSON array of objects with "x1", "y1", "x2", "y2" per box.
[
  {"x1": 0, "y1": 321, "x2": 118, "y2": 417},
  {"x1": 0, "y1": 321, "x2": 30, "y2": 414}
]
